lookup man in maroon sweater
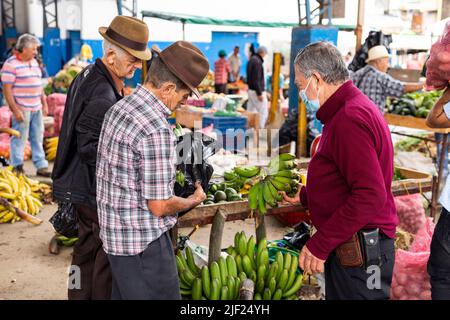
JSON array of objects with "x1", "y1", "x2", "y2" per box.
[{"x1": 284, "y1": 42, "x2": 398, "y2": 300}]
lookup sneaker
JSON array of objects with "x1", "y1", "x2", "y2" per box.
[
  {"x1": 36, "y1": 167, "x2": 52, "y2": 178},
  {"x1": 13, "y1": 165, "x2": 24, "y2": 175}
]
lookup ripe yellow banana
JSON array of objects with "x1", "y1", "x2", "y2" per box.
[
  {"x1": 0, "y1": 127, "x2": 21, "y2": 138},
  {"x1": 0, "y1": 182, "x2": 13, "y2": 194}
]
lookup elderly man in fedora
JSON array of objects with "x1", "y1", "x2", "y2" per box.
[
  {"x1": 52, "y1": 16, "x2": 151, "y2": 300},
  {"x1": 96, "y1": 41, "x2": 209, "y2": 300},
  {"x1": 350, "y1": 45, "x2": 423, "y2": 114}
]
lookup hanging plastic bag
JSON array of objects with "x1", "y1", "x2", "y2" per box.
[
  {"x1": 174, "y1": 131, "x2": 218, "y2": 215},
  {"x1": 49, "y1": 202, "x2": 78, "y2": 238}
]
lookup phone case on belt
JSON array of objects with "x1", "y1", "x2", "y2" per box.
[{"x1": 336, "y1": 233, "x2": 364, "y2": 268}]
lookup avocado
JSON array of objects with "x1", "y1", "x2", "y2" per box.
[
  {"x1": 214, "y1": 190, "x2": 227, "y2": 202},
  {"x1": 204, "y1": 200, "x2": 215, "y2": 205},
  {"x1": 225, "y1": 188, "x2": 238, "y2": 200}
]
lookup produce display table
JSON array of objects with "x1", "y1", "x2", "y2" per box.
[{"x1": 384, "y1": 113, "x2": 449, "y2": 219}]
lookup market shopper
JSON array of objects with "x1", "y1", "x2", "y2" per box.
[
  {"x1": 214, "y1": 50, "x2": 231, "y2": 94},
  {"x1": 425, "y1": 86, "x2": 450, "y2": 300},
  {"x1": 96, "y1": 41, "x2": 208, "y2": 300},
  {"x1": 0, "y1": 34, "x2": 51, "y2": 177},
  {"x1": 350, "y1": 45, "x2": 424, "y2": 114},
  {"x1": 228, "y1": 46, "x2": 241, "y2": 82},
  {"x1": 247, "y1": 46, "x2": 268, "y2": 128},
  {"x1": 283, "y1": 41, "x2": 398, "y2": 300},
  {"x1": 51, "y1": 16, "x2": 150, "y2": 300}
]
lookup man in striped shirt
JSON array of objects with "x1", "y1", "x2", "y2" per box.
[
  {"x1": 1, "y1": 34, "x2": 50, "y2": 177},
  {"x1": 214, "y1": 50, "x2": 231, "y2": 94}
]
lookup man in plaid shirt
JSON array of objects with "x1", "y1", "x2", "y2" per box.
[
  {"x1": 97, "y1": 41, "x2": 209, "y2": 300},
  {"x1": 351, "y1": 45, "x2": 423, "y2": 114}
]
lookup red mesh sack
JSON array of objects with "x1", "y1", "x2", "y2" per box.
[
  {"x1": 390, "y1": 218, "x2": 435, "y2": 300},
  {"x1": 426, "y1": 21, "x2": 450, "y2": 89},
  {"x1": 394, "y1": 194, "x2": 426, "y2": 235}
]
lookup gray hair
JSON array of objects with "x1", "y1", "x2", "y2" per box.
[
  {"x1": 102, "y1": 39, "x2": 128, "y2": 58},
  {"x1": 257, "y1": 46, "x2": 268, "y2": 55},
  {"x1": 15, "y1": 34, "x2": 40, "y2": 52},
  {"x1": 294, "y1": 41, "x2": 349, "y2": 85},
  {"x1": 145, "y1": 56, "x2": 188, "y2": 91}
]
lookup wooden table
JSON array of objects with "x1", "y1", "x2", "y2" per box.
[{"x1": 385, "y1": 113, "x2": 449, "y2": 219}]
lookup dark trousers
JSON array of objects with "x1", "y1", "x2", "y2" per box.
[
  {"x1": 427, "y1": 208, "x2": 450, "y2": 300},
  {"x1": 107, "y1": 231, "x2": 181, "y2": 300},
  {"x1": 68, "y1": 204, "x2": 112, "y2": 300},
  {"x1": 215, "y1": 83, "x2": 227, "y2": 94},
  {"x1": 325, "y1": 237, "x2": 395, "y2": 300}
]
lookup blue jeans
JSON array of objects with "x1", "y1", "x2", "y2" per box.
[{"x1": 10, "y1": 109, "x2": 48, "y2": 169}]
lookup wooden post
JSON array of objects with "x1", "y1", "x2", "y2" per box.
[
  {"x1": 355, "y1": 0, "x2": 365, "y2": 52},
  {"x1": 208, "y1": 208, "x2": 228, "y2": 265},
  {"x1": 170, "y1": 225, "x2": 178, "y2": 252},
  {"x1": 269, "y1": 52, "x2": 282, "y2": 125},
  {"x1": 297, "y1": 100, "x2": 307, "y2": 157},
  {"x1": 430, "y1": 175, "x2": 438, "y2": 220},
  {"x1": 254, "y1": 213, "x2": 267, "y2": 244},
  {"x1": 239, "y1": 279, "x2": 255, "y2": 300}
]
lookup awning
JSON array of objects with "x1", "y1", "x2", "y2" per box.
[{"x1": 141, "y1": 10, "x2": 355, "y2": 31}]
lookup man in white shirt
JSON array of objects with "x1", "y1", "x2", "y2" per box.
[
  {"x1": 426, "y1": 86, "x2": 450, "y2": 300},
  {"x1": 228, "y1": 46, "x2": 241, "y2": 82}
]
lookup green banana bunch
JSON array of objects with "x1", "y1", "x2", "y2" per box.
[
  {"x1": 233, "y1": 166, "x2": 260, "y2": 179},
  {"x1": 56, "y1": 235, "x2": 79, "y2": 247}
]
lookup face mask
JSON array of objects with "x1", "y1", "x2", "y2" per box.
[{"x1": 300, "y1": 77, "x2": 320, "y2": 113}]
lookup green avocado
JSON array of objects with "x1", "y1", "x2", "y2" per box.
[{"x1": 214, "y1": 190, "x2": 227, "y2": 202}]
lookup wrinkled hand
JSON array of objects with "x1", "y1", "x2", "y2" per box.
[
  {"x1": 281, "y1": 184, "x2": 303, "y2": 205},
  {"x1": 190, "y1": 182, "x2": 206, "y2": 204},
  {"x1": 13, "y1": 110, "x2": 24, "y2": 123},
  {"x1": 299, "y1": 245, "x2": 325, "y2": 275}
]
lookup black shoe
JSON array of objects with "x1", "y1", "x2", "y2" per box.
[
  {"x1": 36, "y1": 167, "x2": 52, "y2": 178},
  {"x1": 13, "y1": 165, "x2": 24, "y2": 175}
]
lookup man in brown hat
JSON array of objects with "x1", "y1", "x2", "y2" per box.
[
  {"x1": 96, "y1": 41, "x2": 209, "y2": 300},
  {"x1": 52, "y1": 16, "x2": 151, "y2": 300}
]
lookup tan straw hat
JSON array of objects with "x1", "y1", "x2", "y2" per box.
[
  {"x1": 99, "y1": 16, "x2": 151, "y2": 60},
  {"x1": 365, "y1": 45, "x2": 390, "y2": 63},
  {"x1": 154, "y1": 41, "x2": 209, "y2": 98}
]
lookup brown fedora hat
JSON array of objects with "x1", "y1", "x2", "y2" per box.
[
  {"x1": 99, "y1": 16, "x2": 151, "y2": 60},
  {"x1": 154, "y1": 41, "x2": 209, "y2": 97}
]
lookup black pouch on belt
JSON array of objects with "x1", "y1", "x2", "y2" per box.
[{"x1": 358, "y1": 228, "x2": 382, "y2": 270}]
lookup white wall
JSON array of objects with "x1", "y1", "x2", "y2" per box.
[{"x1": 81, "y1": 0, "x2": 118, "y2": 39}]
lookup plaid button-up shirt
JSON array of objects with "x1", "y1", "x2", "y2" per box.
[
  {"x1": 350, "y1": 65, "x2": 404, "y2": 114},
  {"x1": 97, "y1": 84, "x2": 177, "y2": 256}
]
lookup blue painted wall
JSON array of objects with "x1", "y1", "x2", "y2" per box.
[{"x1": 288, "y1": 26, "x2": 338, "y2": 111}]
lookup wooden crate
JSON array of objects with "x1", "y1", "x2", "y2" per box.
[
  {"x1": 175, "y1": 106, "x2": 205, "y2": 128},
  {"x1": 392, "y1": 166, "x2": 432, "y2": 196},
  {"x1": 384, "y1": 113, "x2": 450, "y2": 133}
]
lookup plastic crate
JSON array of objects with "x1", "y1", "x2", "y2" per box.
[
  {"x1": 202, "y1": 115, "x2": 247, "y2": 132},
  {"x1": 203, "y1": 115, "x2": 248, "y2": 151}
]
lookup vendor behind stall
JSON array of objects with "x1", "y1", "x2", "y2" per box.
[{"x1": 350, "y1": 45, "x2": 424, "y2": 114}]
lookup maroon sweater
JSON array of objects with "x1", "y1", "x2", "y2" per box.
[{"x1": 300, "y1": 80, "x2": 398, "y2": 260}]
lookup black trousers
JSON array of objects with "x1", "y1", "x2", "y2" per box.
[
  {"x1": 68, "y1": 204, "x2": 112, "y2": 300},
  {"x1": 215, "y1": 83, "x2": 227, "y2": 94},
  {"x1": 107, "y1": 231, "x2": 181, "y2": 300},
  {"x1": 325, "y1": 236, "x2": 395, "y2": 300},
  {"x1": 427, "y1": 208, "x2": 450, "y2": 300}
]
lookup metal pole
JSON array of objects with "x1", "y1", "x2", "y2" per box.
[
  {"x1": 297, "y1": 0, "x2": 302, "y2": 26},
  {"x1": 116, "y1": 0, "x2": 123, "y2": 15},
  {"x1": 182, "y1": 21, "x2": 185, "y2": 41},
  {"x1": 355, "y1": 0, "x2": 365, "y2": 52},
  {"x1": 327, "y1": 0, "x2": 332, "y2": 25},
  {"x1": 305, "y1": 0, "x2": 311, "y2": 26}
]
